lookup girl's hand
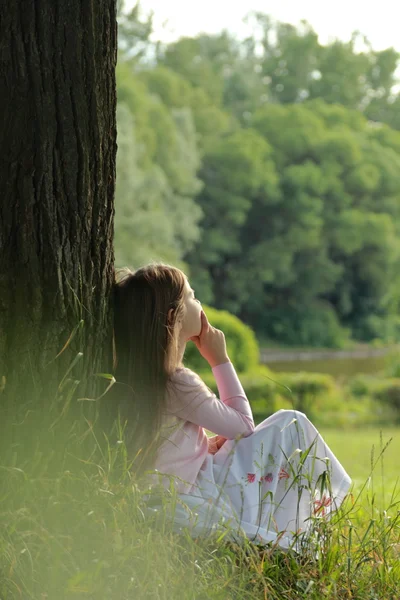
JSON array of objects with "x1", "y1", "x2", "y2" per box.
[
  {"x1": 189, "y1": 310, "x2": 230, "y2": 368},
  {"x1": 208, "y1": 435, "x2": 228, "y2": 455},
  {"x1": 215, "y1": 435, "x2": 227, "y2": 451}
]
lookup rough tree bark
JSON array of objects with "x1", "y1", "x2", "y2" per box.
[{"x1": 0, "y1": 2, "x2": 117, "y2": 408}]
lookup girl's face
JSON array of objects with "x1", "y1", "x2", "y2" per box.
[{"x1": 170, "y1": 278, "x2": 202, "y2": 341}]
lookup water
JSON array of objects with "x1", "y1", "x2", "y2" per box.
[{"x1": 262, "y1": 349, "x2": 398, "y2": 380}]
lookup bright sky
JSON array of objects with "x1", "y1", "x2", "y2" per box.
[{"x1": 132, "y1": 0, "x2": 400, "y2": 52}]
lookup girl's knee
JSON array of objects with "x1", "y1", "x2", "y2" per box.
[
  {"x1": 293, "y1": 409, "x2": 309, "y2": 420},
  {"x1": 255, "y1": 408, "x2": 312, "y2": 433},
  {"x1": 276, "y1": 408, "x2": 310, "y2": 423}
]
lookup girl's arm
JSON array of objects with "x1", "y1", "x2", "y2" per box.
[{"x1": 167, "y1": 361, "x2": 255, "y2": 439}]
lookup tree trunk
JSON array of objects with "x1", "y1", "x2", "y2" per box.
[{"x1": 0, "y1": 1, "x2": 117, "y2": 409}]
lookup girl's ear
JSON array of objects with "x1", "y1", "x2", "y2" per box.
[{"x1": 168, "y1": 308, "x2": 174, "y2": 324}]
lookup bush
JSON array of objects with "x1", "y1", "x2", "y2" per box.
[
  {"x1": 348, "y1": 374, "x2": 378, "y2": 398},
  {"x1": 348, "y1": 375, "x2": 400, "y2": 408},
  {"x1": 277, "y1": 372, "x2": 336, "y2": 418},
  {"x1": 199, "y1": 365, "x2": 284, "y2": 419},
  {"x1": 371, "y1": 378, "x2": 400, "y2": 414},
  {"x1": 184, "y1": 304, "x2": 260, "y2": 373},
  {"x1": 344, "y1": 375, "x2": 400, "y2": 425},
  {"x1": 199, "y1": 367, "x2": 335, "y2": 423},
  {"x1": 237, "y1": 366, "x2": 283, "y2": 419},
  {"x1": 384, "y1": 348, "x2": 400, "y2": 378},
  {"x1": 190, "y1": 363, "x2": 400, "y2": 428}
]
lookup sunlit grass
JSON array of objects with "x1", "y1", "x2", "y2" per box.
[
  {"x1": 321, "y1": 427, "x2": 400, "y2": 492},
  {"x1": 1, "y1": 402, "x2": 400, "y2": 599}
]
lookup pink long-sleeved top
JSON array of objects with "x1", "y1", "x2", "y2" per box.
[{"x1": 154, "y1": 361, "x2": 255, "y2": 494}]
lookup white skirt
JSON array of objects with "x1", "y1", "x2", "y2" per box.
[{"x1": 167, "y1": 410, "x2": 352, "y2": 550}]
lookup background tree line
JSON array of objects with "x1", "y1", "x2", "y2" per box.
[{"x1": 115, "y1": 2, "x2": 400, "y2": 347}]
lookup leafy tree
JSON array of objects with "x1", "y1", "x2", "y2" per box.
[
  {"x1": 158, "y1": 34, "x2": 232, "y2": 106},
  {"x1": 185, "y1": 128, "x2": 279, "y2": 309},
  {"x1": 186, "y1": 100, "x2": 400, "y2": 344},
  {"x1": 117, "y1": 0, "x2": 153, "y2": 62},
  {"x1": 158, "y1": 31, "x2": 273, "y2": 129},
  {"x1": 252, "y1": 15, "x2": 320, "y2": 104},
  {"x1": 114, "y1": 98, "x2": 202, "y2": 269},
  {"x1": 114, "y1": 12, "x2": 400, "y2": 345},
  {"x1": 242, "y1": 13, "x2": 400, "y2": 123},
  {"x1": 137, "y1": 66, "x2": 231, "y2": 152}
]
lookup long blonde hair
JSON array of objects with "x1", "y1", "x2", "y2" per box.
[{"x1": 111, "y1": 262, "x2": 187, "y2": 473}]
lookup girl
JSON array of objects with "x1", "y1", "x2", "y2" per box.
[{"x1": 112, "y1": 263, "x2": 351, "y2": 550}]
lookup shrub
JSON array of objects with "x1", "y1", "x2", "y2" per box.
[
  {"x1": 348, "y1": 375, "x2": 400, "y2": 408},
  {"x1": 348, "y1": 374, "x2": 379, "y2": 398},
  {"x1": 239, "y1": 366, "x2": 281, "y2": 419},
  {"x1": 189, "y1": 364, "x2": 400, "y2": 428},
  {"x1": 184, "y1": 304, "x2": 260, "y2": 373},
  {"x1": 341, "y1": 375, "x2": 400, "y2": 426},
  {"x1": 277, "y1": 372, "x2": 336, "y2": 418},
  {"x1": 199, "y1": 365, "x2": 282, "y2": 420},
  {"x1": 371, "y1": 378, "x2": 400, "y2": 414},
  {"x1": 348, "y1": 375, "x2": 367, "y2": 398},
  {"x1": 384, "y1": 348, "x2": 400, "y2": 378},
  {"x1": 199, "y1": 367, "x2": 336, "y2": 423}
]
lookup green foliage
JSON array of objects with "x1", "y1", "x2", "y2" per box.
[
  {"x1": 114, "y1": 74, "x2": 203, "y2": 269},
  {"x1": 278, "y1": 372, "x2": 336, "y2": 417},
  {"x1": 184, "y1": 305, "x2": 260, "y2": 374},
  {"x1": 160, "y1": 36, "x2": 225, "y2": 106},
  {"x1": 343, "y1": 374, "x2": 400, "y2": 425},
  {"x1": 247, "y1": 14, "x2": 400, "y2": 118},
  {"x1": 186, "y1": 100, "x2": 400, "y2": 345},
  {"x1": 257, "y1": 18, "x2": 320, "y2": 105},
  {"x1": 305, "y1": 98, "x2": 366, "y2": 131},
  {"x1": 252, "y1": 104, "x2": 326, "y2": 165},
  {"x1": 233, "y1": 367, "x2": 279, "y2": 415},
  {"x1": 137, "y1": 66, "x2": 231, "y2": 152},
  {"x1": 260, "y1": 303, "x2": 350, "y2": 348},
  {"x1": 117, "y1": 1, "x2": 153, "y2": 62},
  {"x1": 371, "y1": 378, "x2": 400, "y2": 415},
  {"x1": 199, "y1": 364, "x2": 281, "y2": 420},
  {"x1": 115, "y1": 9, "x2": 400, "y2": 346},
  {"x1": 185, "y1": 127, "x2": 280, "y2": 313},
  {"x1": 198, "y1": 362, "x2": 346, "y2": 428},
  {"x1": 348, "y1": 374, "x2": 377, "y2": 398}
]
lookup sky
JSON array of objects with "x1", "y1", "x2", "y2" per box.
[{"x1": 129, "y1": 0, "x2": 400, "y2": 52}]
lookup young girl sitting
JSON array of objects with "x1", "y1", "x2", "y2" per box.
[{"x1": 112, "y1": 263, "x2": 351, "y2": 550}]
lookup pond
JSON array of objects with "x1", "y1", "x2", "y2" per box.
[{"x1": 261, "y1": 347, "x2": 399, "y2": 379}]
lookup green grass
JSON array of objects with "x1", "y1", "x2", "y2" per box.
[
  {"x1": 321, "y1": 427, "x2": 400, "y2": 491},
  {"x1": 1, "y1": 407, "x2": 400, "y2": 599}
]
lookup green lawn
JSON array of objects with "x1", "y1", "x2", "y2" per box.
[
  {"x1": 208, "y1": 425, "x2": 400, "y2": 505},
  {"x1": 208, "y1": 426, "x2": 400, "y2": 491},
  {"x1": 320, "y1": 427, "x2": 400, "y2": 499}
]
